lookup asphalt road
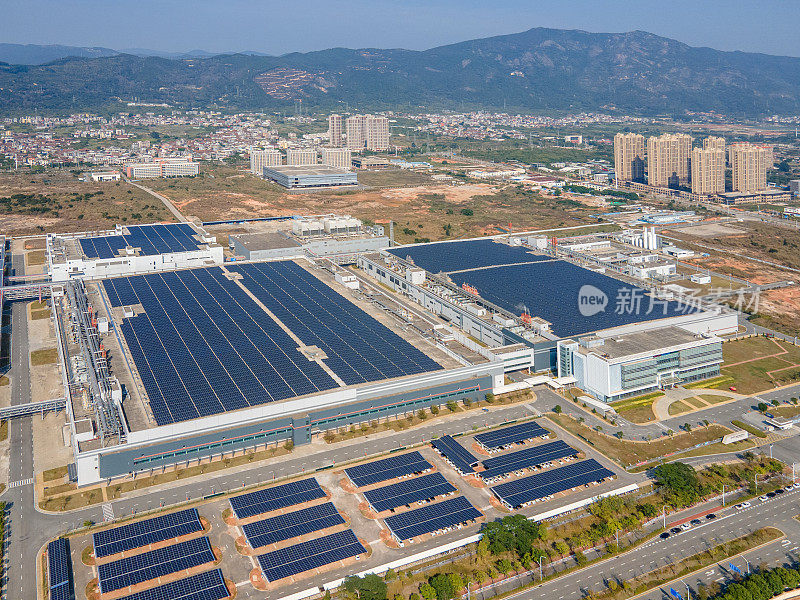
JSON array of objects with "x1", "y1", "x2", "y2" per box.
[{"x1": 471, "y1": 487, "x2": 800, "y2": 600}]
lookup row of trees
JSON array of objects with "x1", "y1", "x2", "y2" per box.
[{"x1": 700, "y1": 563, "x2": 800, "y2": 600}]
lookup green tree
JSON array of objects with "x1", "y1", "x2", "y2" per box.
[
  {"x1": 446, "y1": 401, "x2": 458, "y2": 412},
  {"x1": 419, "y1": 583, "x2": 436, "y2": 600},
  {"x1": 653, "y1": 462, "x2": 700, "y2": 506},
  {"x1": 758, "y1": 402, "x2": 769, "y2": 413},
  {"x1": 343, "y1": 575, "x2": 388, "y2": 600},
  {"x1": 553, "y1": 405, "x2": 562, "y2": 414}
]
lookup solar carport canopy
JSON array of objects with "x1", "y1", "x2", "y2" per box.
[
  {"x1": 345, "y1": 451, "x2": 432, "y2": 488},
  {"x1": 474, "y1": 420, "x2": 548, "y2": 450}
]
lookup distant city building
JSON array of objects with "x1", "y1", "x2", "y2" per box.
[
  {"x1": 86, "y1": 170, "x2": 121, "y2": 182},
  {"x1": 321, "y1": 147, "x2": 352, "y2": 169},
  {"x1": 249, "y1": 148, "x2": 282, "y2": 175},
  {"x1": 262, "y1": 165, "x2": 358, "y2": 189},
  {"x1": 346, "y1": 114, "x2": 390, "y2": 151},
  {"x1": 647, "y1": 133, "x2": 692, "y2": 188},
  {"x1": 790, "y1": 179, "x2": 800, "y2": 197},
  {"x1": 286, "y1": 148, "x2": 318, "y2": 166},
  {"x1": 564, "y1": 134, "x2": 583, "y2": 145},
  {"x1": 327, "y1": 114, "x2": 343, "y2": 147},
  {"x1": 613, "y1": 133, "x2": 645, "y2": 183},
  {"x1": 702, "y1": 136, "x2": 726, "y2": 152},
  {"x1": 691, "y1": 147, "x2": 725, "y2": 195},
  {"x1": 123, "y1": 157, "x2": 198, "y2": 179},
  {"x1": 730, "y1": 143, "x2": 769, "y2": 193}
]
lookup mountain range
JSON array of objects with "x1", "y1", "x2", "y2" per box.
[{"x1": 1, "y1": 28, "x2": 800, "y2": 115}]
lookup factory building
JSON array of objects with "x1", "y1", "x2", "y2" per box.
[
  {"x1": 262, "y1": 165, "x2": 358, "y2": 189},
  {"x1": 557, "y1": 326, "x2": 724, "y2": 402},
  {"x1": 124, "y1": 157, "x2": 199, "y2": 179}
]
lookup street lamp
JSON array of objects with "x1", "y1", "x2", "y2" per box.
[
  {"x1": 722, "y1": 484, "x2": 726, "y2": 507},
  {"x1": 743, "y1": 556, "x2": 751, "y2": 575},
  {"x1": 685, "y1": 581, "x2": 692, "y2": 600},
  {"x1": 538, "y1": 555, "x2": 545, "y2": 581}
]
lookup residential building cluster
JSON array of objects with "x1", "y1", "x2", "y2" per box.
[
  {"x1": 613, "y1": 132, "x2": 775, "y2": 200},
  {"x1": 327, "y1": 114, "x2": 391, "y2": 151}
]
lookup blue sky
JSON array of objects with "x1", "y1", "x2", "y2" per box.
[{"x1": 1, "y1": 0, "x2": 798, "y2": 57}]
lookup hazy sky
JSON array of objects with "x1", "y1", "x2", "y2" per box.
[{"x1": 1, "y1": 0, "x2": 798, "y2": 57}]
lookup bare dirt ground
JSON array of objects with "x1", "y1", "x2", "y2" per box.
[
  {"x1": 0, "y1": 169, "x2": 174, "y2": 235},
  {"x1": 670, "y1": 222, "x2": 748, "y2": 237}
]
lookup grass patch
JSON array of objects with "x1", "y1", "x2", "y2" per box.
[
  {"x1": 610, "y1": 391, "x2": 664, "y2": 411},
  {"x1": 683, "y1": 397, "x2": 707, "y2": 409},
  {"x1": 684, "y1": 375, "x2": 735, "y2": 390},
  {"x1": 31, "y1": 309, "x2": 50, "y2": 320},
  {"x1": 0, "y1": 375, "x2": 8, "y2": 386},
  {"x1": 731, "y1": 419, "x2": 768, "y2": 438},
  {"x1": 589, "y1": 527, "x2": 782, "y2": 600},
  {"x1": 25, "y1": 250, "x2": 46, "y2": 266},
  {"x1": 769, "y1": 405, "x2": 800, "y2": 418},
  {"x1": 546, "y1": 413, "x2": 731, "y2": 468},
  {"x1": 42, "y1": 465, "x2": 69, "y2": 482},
  {"x1": 616, "y1": 403, "x2": 657, "y2": 424},
  {"x1": 0, "y1": 420, "x2": 6, "y2": 442},
  {"x1": 668, "y1": 400, "x2": 693, "y2": 415},
  {"x1": 698, "y1": 394, "x2": 732, "y2": 404},
  {"x1": 30, "y1": 348, "x2": 58, "y2": 366}
]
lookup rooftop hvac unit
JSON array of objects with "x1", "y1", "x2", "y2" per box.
[{"x1": 323, "y1": 217, "x2": 348, "y2": 234}]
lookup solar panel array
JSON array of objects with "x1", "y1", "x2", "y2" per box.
[
  {"x1": 230, "y1": 261, "x2": 442, "y2": 385},
  {"x1": 93, "y1": 508, "x2": 203, "y2": 559},
  {"x1": 47, "y1": 538, "x2": 73, "y2": 600},
  {"x1": 449, "y1": 261, "x2": 694, "y2": 337},
  {"x1": 475, "y1": 421, "x2": 548, "y2": 450},
  {"x1": 257, "y1": 529, "x2": 365, "y2": 583},
  {"x1": 103, "y1": 268, "x2": 338, "y2": 425},
  {"x1": 387, "y1": 239, "x2": 550, "y2": 274},
  {"x1": 490, "y1": 459, "x2": 614, "y2": 509},
  {"x1": 363, "y1": 472, "x2": 457, "y2": 513},
  {"x1": 431, "y1": 435, "x2": 479, "y2": 474},
  {"x1": 230, "y1": 478, "x2": 326, "y2": 520},
  {"x1": 384, "y1": 496, "x2": 482, "y2": 542},
  {"x1": 115, "y1": 569, "x2": 228, "y2": 600},
  {"x1": 479, "y1": 440, "x2": 578, "y2": 482},
  {"x1": 80, "y1": 224, "x2": 203, "y2": 259},
  {"x1": 243, "y1": 502, "x2": 345, "y2": 549},
  {"x1": 98, "y1": 536, "x2": 215, "y2": 594},
  {"x1": 345, "y1": 451, "x2": 432, "y2": 488}
]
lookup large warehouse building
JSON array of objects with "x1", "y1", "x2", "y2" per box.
[{"x1": 48, "y1": 230, "x2": 737, "y2": 485}]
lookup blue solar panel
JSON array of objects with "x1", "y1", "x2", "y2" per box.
[
  {"x1": 243, "y1": 503, "x2": 345, "y2": 549},
  {"x1": 479, "y1": 440, "x2": 578, "y2": 482},
  {"x1": 230, "y1": 478, "x2": 326, "y2": 520},
  {"x1": 387, "y1": 239, "x2": 549, "y2": 273},
  {"x1": 257, "y1": 530, "x2": 365, "y2": 583},
  {"x1": 448, "y1": 261, "x2": 694, "y2": 337},
  {"x1": 345, "y1": 452, "x2": 433, "y2": 488},
  {"x1": 102, "y1": 267, "x2": 338, "y2": 425},
  {"x1": 97, "y1": 537, "x2": 215, "y2": 594},
  {"x1": 384, "y1": 496, "x2": 482, "y2": 541},
  {"x1": 474, "y1": 421, "x2": 548, "y2": 450},
  {"x1": 490, "y1": 459, "x2": 615, "y2": 509},
  {"x1": 80, "y1": 224, "x2": 203, "y2": 259},
  {"x1": 115, "y1": 569, "x2": 228, "y2": 600},
  {"x1": 363, "y1": 472, "x2": 457, "y2": 513},
  {"x1": 431, "y1": 435, "x2": 479, "y2": 474},
  {"x1": 93, "y1": 508, "x2": 203, "y2": 559},
  {"x1": 48, "y1": 538, "x2": 73, "y2": 600},
  {"x1": 229, "y1": 261, "x2": 442, "y2": 385}
]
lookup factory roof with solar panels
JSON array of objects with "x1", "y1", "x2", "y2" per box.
[{"x1": 51, "y1": 222, "x2": 738, "y2": 487}]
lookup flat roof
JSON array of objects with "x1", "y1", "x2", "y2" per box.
[
  {"x1": 264, "y1": 165, "x2": 352, "y2": 176},
  {"x1": 231, "y1": 232, "x2": 301, "y2": 251},
  {"x1": 577, "y1": 326, "x2": 715, "y2": 360}
]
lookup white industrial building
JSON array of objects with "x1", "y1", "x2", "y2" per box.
[{"x1": 557, "y1": 326, "x2": 725, "y2": 402}]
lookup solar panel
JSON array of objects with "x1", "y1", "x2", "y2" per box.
[
  {"x1": 102, "y1": 267, "x2": 339, "y2": 425},
  {"x1": 80, "y1": 224, "x2": 203, "y2": 259},
  {"x1": 115, "y1": 569, "x2": 228, "y2": 600},
  {"x1": 97, "y1": 536, "x2": 215, "y2": 594},
  {"x1": 243, "y1": 502, "x2": 345, "y2": 549},
  {"x1": 229, "y1": 478, "x2": 326, "y2": 520},
  {"x1": 229, "y1": 261, "x2": 442, "y2": 386},
  {"x1": 93, "y1": 508, "x2": 203, "y2": 559},
  {"x1": 345, "y1": 452, "x2": 433, "y2": 488},
  {"x1": 490, "y1": 459, "x2": 615, "y2": 509},
  {"x1": 474, "y1": 421, "x2": 548, "y2": 450},
  {"x1": 448, "y1": 261, "x2": 694, "y2": 337},
  {"x1": 48, "y1": 538, "x2": 73, "y2": 600},
  {"x1": 387, "y1": 239, "x2": 550, "y2": 274},
  {"x1": 431, "y1": 435, "x2": 479, "y2": 474},
  {"x1": 384, "y1": 496, "x2": 482, "y2": 542},
  {"x1": 257, "y1": 529, "x2": 365, "y2": 583},
  {"x1": 363, "y1": 472, "x2": 457, "y2": 513},
  {"x1": 479, "y1": 440, "x2": 579, "y2": 482}
]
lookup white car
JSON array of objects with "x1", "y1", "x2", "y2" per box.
[
  {"x1": 785, "y1": 485, "x2": 794, "y2": 492},
  {"x1": 736, "y1": 501, "x2": 751, "y2": 509},
  {"x1": 759, "y1": 495, "x2": 769, "y2": 502},
  {"x1": 794, "y1": 483, "x2": 800, "y2": 490},
  {"x1": 680, "y1": 522, "x2": 691, "y2": 530}
]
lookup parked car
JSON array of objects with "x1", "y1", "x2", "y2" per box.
[
  {"x1": 759, "y1": 495, "x2": 769, "y2": 502},
  {"x1": 706, "y1": 513, "x2": 717, "y2": 520},
  {"x1": 660, "y1": 532, "x2": 671, "y2": 539},
  {"x1": 670, "y1": 527, "x2": 681, "y2": 534},
  {"x1": 680, "y1": 522, "x2": 692, "y2": 530},
  {"x1": 736, "y1": 501, "x2": 751, "y2": 509},
  {"x1": 691, "y1": 519, "x2": 702, "y2": 526}
]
